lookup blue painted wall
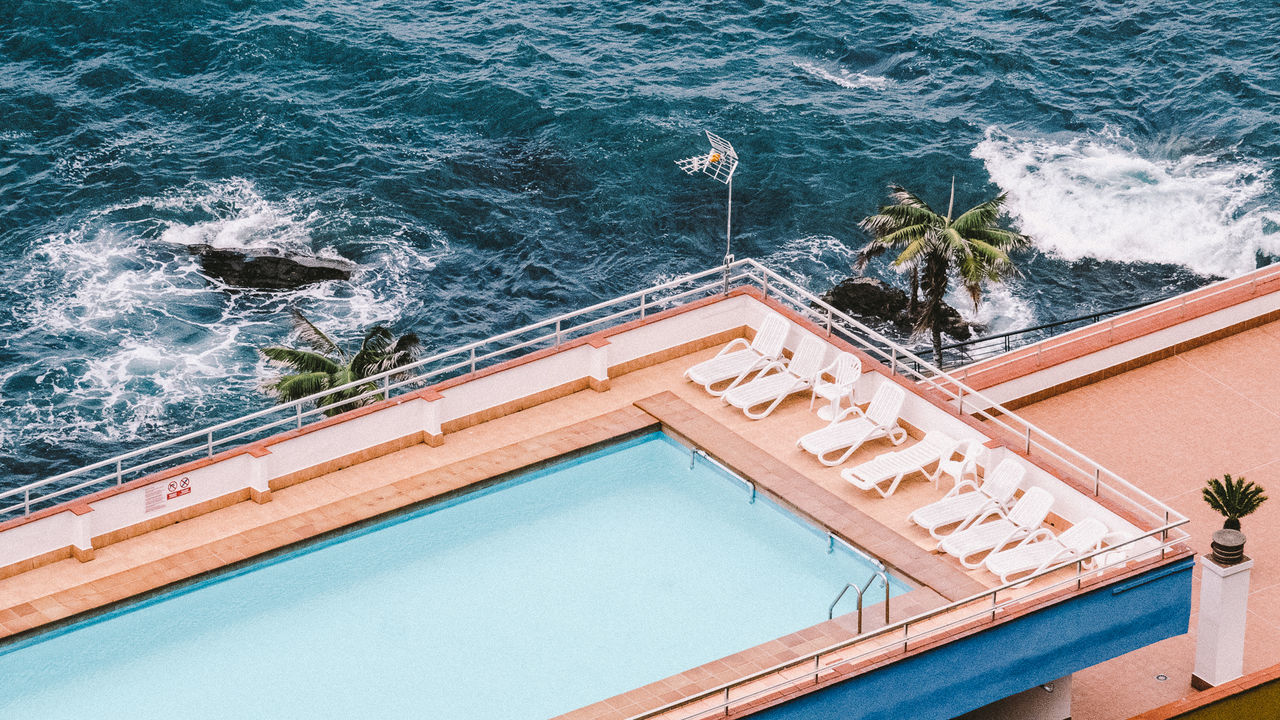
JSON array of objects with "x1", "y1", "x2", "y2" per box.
[{"x1": 750, "y1": 557, "x2": 1194, "y2": 720}]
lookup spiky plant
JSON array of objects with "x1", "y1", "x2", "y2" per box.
[
  {"x1": 856, "y1": 180, "x2": 1031, "y2": 365},
  {"x1": 1202, "y1": 474, "x2": 1268, "y2": 531},
  {"x1": 259, "y1": 310, "x2": 422, "y2": 417}
]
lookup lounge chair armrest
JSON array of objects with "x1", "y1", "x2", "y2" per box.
[
  {"x1": 1014, "y1": 528, "x2": 1056, "y2": 548},
  {"x1": 715, "y1": 337, "x2": 752, "y2": 358},
  {"x1": 954, "y1": 501, "x2": 1002, "y2": 532},
  {"x1": 945, "y1": 478, "x2": 981, "y2": 498},
  {"x1": 830, "y1": 404, "x2": 868, "y2": 426}
]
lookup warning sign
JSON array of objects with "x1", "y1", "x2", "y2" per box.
[
  {"x1": 166, "y1": 477, "x2": 192, "y2": 501},
  {"x1": 145, "y1": 476, "x2": 192, "y2": 513}
]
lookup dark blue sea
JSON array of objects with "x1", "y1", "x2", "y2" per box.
[{"x1": 1, "y1": 0, "x2": 1278, "y2": 488}]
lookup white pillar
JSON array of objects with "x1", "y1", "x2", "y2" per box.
[{"x1": 1193, "y1": 555, "x2": 1253, "y2": 689}]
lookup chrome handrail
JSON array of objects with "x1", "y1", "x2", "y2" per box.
[
  {"x1": 828, "y1": 570, "x2": 889, "y2": 631},
  {"x1": 628, "y1": 526, "x2": 1188, "y2": 720}
]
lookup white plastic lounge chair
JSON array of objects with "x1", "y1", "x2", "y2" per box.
[
  {"x1": 724, "y1": 336, "x2": 828, "y2": 420},
  {"x1": 909, "y1": 458, "x2": 1026, "y2": 540},
  {"x1": 934, "y1": 438, "x2": 987, "y2": 490},
  {"x1": 938, "y1": 487, "x2": 1055, "y2": 569},
  {"x1": 684, "y1": 313, "x2": 789, "y2": 397},
  {"x1": 796, "y1": 383, "x2": 908, "y2": 467},
  {"x1": 810, "y1": 352, "x2": 862, "y2": 420},
  {"x1": 840, "y1": 431, "x2": 958, "y2": 498},
  {"x1": 984, "y1": 517, "x2": 1109, "y2": 585}
]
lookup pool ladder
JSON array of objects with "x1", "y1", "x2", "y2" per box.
[{"x1": 828, "y1": 570, "x2": 890, "y2": 633}]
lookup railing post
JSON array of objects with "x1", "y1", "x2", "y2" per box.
[
  {"x1": 1025, "y1": 426, "x2": 1031, "y2": 453},
  {"x1": 640, "y1": 292, "x2": 647, "y2": 320},
  {"x1": 555, "y1": 320, "x2": 562, "y2": 347},
  {"x1": 207, "y1": 431, "x2": 213, "y2": 458},
  {"x1": 470, "y1": 346, "x2": 477, "y2": 374},
  {"x1": 24, "y1": 489, "x2": 30, "y2": 515},
  {"x1": 1094, "y1": 467, "x2": 1101, "y2": 496},
  {"x1": 891, "y1": 347, "x2": 898, "y2": 376},
  {"x1": 957, "y1": 385, "x2": 964, "y2": 415},
  {"x1": 296, "y1": 403, "x2": 303, "y2": 429},
  {"x1": 825, "y1": 307, "x2": 833, "y2": 336},
  {"x1": 383, "y1": 374, "x2": 390, "y2": 398},
  {"x1": 724, "y1": 686, "x2": 730, "y2": 716},
  {"x1": 116, "y1": 459, "x2": 123, "y2": 486}
]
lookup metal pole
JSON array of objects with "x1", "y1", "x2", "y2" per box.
[{"x1": 722, "y1": 176, "x2": 733, "y2": 295}]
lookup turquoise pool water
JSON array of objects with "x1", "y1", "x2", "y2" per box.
[{"x1": 0, "y1": 433, "x2": 905, "y2": 719}]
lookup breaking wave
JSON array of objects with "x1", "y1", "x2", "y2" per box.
[{"x1": 974, "y1": 127, "x2": 1280, "y2": 277}]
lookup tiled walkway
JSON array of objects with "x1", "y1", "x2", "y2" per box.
[{"x1": 1012, "y1": 318, "x2": 1280, "y2": 719}]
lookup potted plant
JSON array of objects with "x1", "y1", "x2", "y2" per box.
[{"x1": 1202, "y1": 474, "x2": 1268, "y2": 565}]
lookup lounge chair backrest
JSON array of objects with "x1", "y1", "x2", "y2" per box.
[
  {"x1": 750, "y1": 314, "x2": 789, "y2": 358},
  {"x1": 1059, "y1": 518, "x2": 1109, "y2": 554},
  {"x1": 829, "y1": 352, "x2": 862, "y2": 387},
  {"x1": 866, "y1": 383, "x2": 906, "y2": 428},
  {"x1": 979, "y1": 459, "x2": 1025, "y2": 504},
  {"x1": 787, "y1": 336, "x2": 828, "y2": 380},
  {"x1": 1008, "y1": 487, "x2": 1054, "y2": 529}
]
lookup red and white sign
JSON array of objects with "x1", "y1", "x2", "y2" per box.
[{"x1": 166, "y1": 476, "x2": 192, "y2": 501}]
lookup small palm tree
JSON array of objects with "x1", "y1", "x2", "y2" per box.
[
  {"x1": 858, "y1": 180, "x2": 1031, "y2": 365},
  {"x1": 259, "y1": 310, "x2": 422, "y2": 417},
  {"x1": 1203, "y1": 474, "x2": 1268, "y2": 531}
]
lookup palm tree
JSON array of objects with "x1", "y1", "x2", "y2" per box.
[
  {"x1": 858, "y1": 180, "x2": 1031, "y2": 365},
  {"x1": 259, "y1": 310, "x2": 422, "y2": 417},
  {"x1": 1203, "y1": 474, "x2": 1268, "y2": 531}
]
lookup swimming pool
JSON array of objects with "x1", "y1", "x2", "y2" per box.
[{"x1": 0, "y1": 432, "x2": 906, "y2": 719}]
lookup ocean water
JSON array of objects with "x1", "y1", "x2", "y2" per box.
[
  {"x1": 1, "y1": 0, "x2": 1277, "y2": 487},
  {"x1": 0, "y1": 433, "x2": 903, "y2": 718}
]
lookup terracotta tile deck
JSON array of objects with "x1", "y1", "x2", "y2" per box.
[{"x1": 1008, "y1": 318, "x2": 1280, "y2": 719}]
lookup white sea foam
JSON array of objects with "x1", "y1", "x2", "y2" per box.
[
  {"x1": 1, "y1": 179, "x2": 451, "y2": 454},
  {"x1": 764, "y1": 234, "x2": 862, "y2": 289},
  {"x1": 949, "y1": 283, "x2": 1037, "y2": 335},
  {"x1": 973, "y1": 127, "x2": 1280, "y2": 277},
  {"x1": 793, "y1": 62, "x2": 888, "y2": 90}
]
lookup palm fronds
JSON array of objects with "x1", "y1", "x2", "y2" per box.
[
  {"x1": 1203, "y1": 474, "x2": 1268, "y2": 530},
  {"x1": 259, "y1": 311, "x2": 424, "y2": 418},
  {"x1": 856, "y1": 182, "x2": 1032, "y2": 365}
]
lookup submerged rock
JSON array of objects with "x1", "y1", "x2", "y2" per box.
[
  {"x1": 820, "y1": 276, "x2": 972, "y2": 342},
  {"x1": 187, "y1": 244, "x2": 356, "y2": 289}
]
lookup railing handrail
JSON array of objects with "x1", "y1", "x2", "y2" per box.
[
  {"x1": 0, "y1": 263, "x2": 737, "y2": 509},
  {"x1": 4, "y1": 258, "x2": 1194, "y2": 540},
  {"x1": 626, "y1": 523, "x2": 1188, "y2": 720},
  {"x1": 940, "y1": 297, "x2": 1167, "y2": 352},
  {"x1": 738, "y1": 260, "x2": 1185, "y2": 528}
]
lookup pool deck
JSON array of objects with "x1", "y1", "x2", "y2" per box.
[
  {"x1": 1010, "y1": 317, "x2": 1280, "y2": 719},
  {"x1": 0, "y1": 331, "x2": 1087, "y2": 717}
]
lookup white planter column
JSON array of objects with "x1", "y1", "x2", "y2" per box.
[{"x1": 1192, "y1": 553, "x2": 1253, "y2": 689}]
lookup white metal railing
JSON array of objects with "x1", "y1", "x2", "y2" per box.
[
  {"x1": 2, "y1": 259, "x2": 1192, "y2": 540},
  {"x1": 0, "y1": 263, "x2": 751, "y2": 518},
  {"x1": 0, "y1": 257, "x2": 1194, "y2": 717},
  {"x1": 618, "y1": 260, "x2": 1191, "y2": 720},
  {"x1": 626, "y1": 528, "x2": 1187, "y2": 720}
]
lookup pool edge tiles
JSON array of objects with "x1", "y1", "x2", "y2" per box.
[
  {"x1": 0, "y1": 404, "x2": 661, "y2": 643},
  {"x1": 0, "y1": 430, "x2": 914, "y2": 720}
]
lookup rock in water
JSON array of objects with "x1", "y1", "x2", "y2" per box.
[
  {"x1": 820, "y1": 276, "x2": 973, "y2": 341},
  {"x1": 821, "y1": 277, "x2": 909, "y2": 320},
  {"x1": 187, "y1": 244, "x2": 356, "y2": 289}
]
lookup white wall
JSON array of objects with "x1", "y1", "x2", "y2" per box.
[
  {"x1": 0, "y1": 297, "x2": 759, "y2": 571},
  {"x1": 970, "y1": 288, "x2": 1280, "y2": 408}
]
